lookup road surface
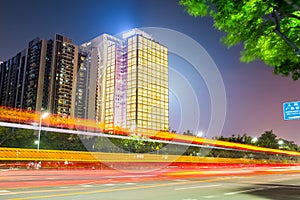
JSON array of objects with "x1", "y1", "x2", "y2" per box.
[{"x1": 0, "y1": 166, "x2": 299, "y2": 200}]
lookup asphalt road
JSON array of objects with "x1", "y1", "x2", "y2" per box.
[{"x1": 0, "y1": 166, "x2": 300, "y2": 200}]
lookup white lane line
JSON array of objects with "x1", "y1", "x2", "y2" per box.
[
  {"x1": 0, "y1": 187, "x2": 87, "y2": 196},
  {"x1": 174, "y1": 179, "x2": 189, "y2": 182},
  {"x1": 276, "y1": 186, "x2": 299, "y2": 189},
  {"x1": 0, "y1": 190, "x2": 16, "y2": 195},
  {"x1": 81, "y1": 184, "x2": 94, "y2": 187},
  {"x1": 224, "y1": 187, "x2": 265, "y2": 195},
  {"x1": 175, "y1": 184, "x2": 222, "y2": 190},
  {"x1": 0, "y1": 192, "x2": 17, "y2": 195},
  {"x1": 182, "y1": 199, "x2": 198, "y2": 200},
  {"x1": 271, "y1": 178, "x2": 292, "y2": 182},
  {"x1": 203, "y1": 195, "x2": 216, "y2": 199},
  {"x1": 0, "y1": 190, "x2": 17, "y2": 196},
  {"x1": 124, "y1": 182, "x2": 136, "y2": 185},
  {"x1": 104, "y1": 183, "x2": 116, "y2": 186}
]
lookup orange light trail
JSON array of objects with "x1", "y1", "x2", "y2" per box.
[{"x1": 0, "y1": 106, "x2": 299, "y2": 157}]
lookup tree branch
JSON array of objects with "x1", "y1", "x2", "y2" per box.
[{"x1": 272, "y1": 10, "x2": 300, "y2": 54}]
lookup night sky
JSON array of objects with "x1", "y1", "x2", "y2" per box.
[{"x1": 1, "y1": 0, "x2": 300, "y2": 144}]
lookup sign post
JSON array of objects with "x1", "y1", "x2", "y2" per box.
[{"x1": 283, "y1": 101, "x2": 300, "y2": 120}]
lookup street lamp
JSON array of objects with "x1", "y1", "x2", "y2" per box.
[
  {"x1": 251, "y1": 137, "x2": 258, "y2": 143},
  {"x1": 36, "y1": 112, "x2": 49, "y2": 150},
  {"x1": 197, "y1": 131, "x2": 204, "y2": 138},
  {"x1": 278, "y1": 140, "x2": 284, "y2": 149}
]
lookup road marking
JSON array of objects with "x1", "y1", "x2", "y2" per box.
[
  {"x1": 0, "y1": 190, "x2": 17, "y2": 195},
  {"x1": 8, "y1": 177, "x2": 233, "y2": 199},
  {"x1": 276, "y1": 185, "x2": 299, "y2": 189},
  {"x1": 175, "y1": 184, "x2": 222, "y2": 190},
  {"x1": 0, "y1": 188, "x2": 86, "y2": 196},
  {"x1": 104, "y1": 184, "x2": 116, "y2": 186},
  {"x1": 0, "y1": 193, "x2": 17, "y2": 196},
  {"x1": 174, "y1": 179, "x2": 189, "y2": 182},
  {"x1": 272, "y1": 178, "x2": 292, "y2": 181},
  {"x1": 124, "y1": 182, "x2": 136, "y2": 185},
  {"x1": 182, "y1": 198, "x2": 198, "y2": 200},
  {"x1": 81, "y1": 185, "x2": 93, "y2": 188},
  {"x1": 0, "y1": 190, "x2": 10, "y2": 193},
  {"x1": 203, "y1": 195, "x2": 216, "y2": 198},
  {"x1": 224, "y1": 187, "x2": 265, "y2": 195}
]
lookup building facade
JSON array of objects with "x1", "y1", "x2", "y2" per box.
[
  {"x1": 0, "y1": 49, "x2": 26, "y2": 109},
  {"x1": 0, "y1": 34, "x2": 78, "y2": 118},
  {"x1": 49, "y1": 34, "x2": 78, "y2": 117},
  {"x1": 123, "y1": 30, "x2": 169, "y2": 132},
  {"x1": 82, "y1": 29, "x2": 169, "y2": 132},
  {"x1": 23, "y1": 37, "x2": 50, "y2": 112},
  {"x1": 0, "y1": 29, "x2": 169, "y2": 132}
]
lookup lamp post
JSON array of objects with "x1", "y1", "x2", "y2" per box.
[
  {"x1": 251, "y1": 137, "x2": 258, "y2": 144},
  {"x1": 278, "y1": 140, "x2": 284, "y2": 149},
  {"x1": 197, "y1": 131, "x2": 204, "y2": 138},
  {"x1": 36, "y1": 112, "x2": 49, "y2": 150}
]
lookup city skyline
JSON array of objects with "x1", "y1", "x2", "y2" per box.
[
  {"x1": 0, "y1": 0, "x2": 300, "y2": 144},
  {"x1": 0, "y1": 28, "x2": 170, "y2": 133}
]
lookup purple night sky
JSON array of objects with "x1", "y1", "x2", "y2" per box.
[{"x1": 0, "y1": 0, "x2": 300, "y2": 144}]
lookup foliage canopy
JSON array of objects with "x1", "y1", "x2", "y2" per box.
[{"x1": 180, "y1": 0, "x2": 300, "y2": 80}]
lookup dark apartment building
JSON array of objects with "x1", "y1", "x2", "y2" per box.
[
  {"x1": 0, "y1": 34, "x2": 79, "y2": 117},
  {"x1": 0, "y1": 50, "x2": 26, "y2": 108},
  {"x1": 49, "y1": 34, "x2": 78, "y2": 117}
]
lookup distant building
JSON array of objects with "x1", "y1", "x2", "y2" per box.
[
  {"x1": 0, "y1": 34, "x2": 78, "y2": 117},
  {"x1": 0, "y1": 49, "x2": 27, "y2": 109}
]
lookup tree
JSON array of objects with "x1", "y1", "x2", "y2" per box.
[
  {"x1": 41, "y1": 131, "x2": 87, "y2": 151},
  {"x1": 94, "y1": 137, "x2": 124, "y2": 152},
  {"x1": 0, "y1": 126, "x2": 12, "y2": 146},
  {"x1": 257, "y1": 130, "x2": 279, "y2": 148},
  {"x1": 121, "y1": 135, "x2": 146, "y2": 153},
  {"x1": 277, "y1": 138, "x2": 299, "y2": 151},
  {"x1": 0, "y1": 127, "x2": 36, "y2": 148},
  {"x1": 180, "y1": 0, "x2": 300, "y2": 80},
  {"x1": 183, "y1": 130, "x2": 194, "y2": 136}
]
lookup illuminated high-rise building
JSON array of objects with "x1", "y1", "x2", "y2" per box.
[
  {"x1": 123, "y1": 29, "x2": 169, "y2": 132},
  {"x1": 80, "y1": 34, "x2": 123, "y2": 123},
  {"x1": 82, "y1": 29, "x2": 169, "y2": 132}
]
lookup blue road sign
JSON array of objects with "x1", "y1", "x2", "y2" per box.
[{"x1": 283, "y1": 101, "x2": 300, "y2": 120}]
